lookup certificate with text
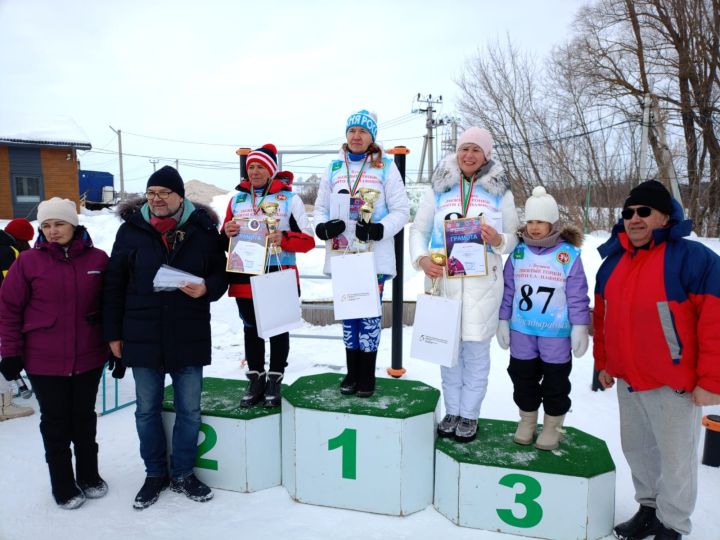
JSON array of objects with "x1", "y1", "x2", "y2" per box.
[
  {"x1": 443, "y1": 216, "x2": 488, "y2": 277},
  {"x1": 227, "y1": 218, "x2": 269, "y2": 275}
]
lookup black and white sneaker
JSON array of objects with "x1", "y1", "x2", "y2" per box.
[
  {"x1": 170, "y1": 473, "x2": 213, "y2": 502},
  {"x1": 437, "y1": 414, "x2": 460, "y2": 438},
  {"x1": 133, "y1": 475, "x2": 169, "y2": 510},
  {"x1": 79, "y1": 478, "x2": 108, "y2": 499},
  {"x1": 454, "y1": 418, "x2": 478, "y2": 443}
]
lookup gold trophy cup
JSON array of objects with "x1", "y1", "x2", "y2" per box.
[
  {"x1": 426, "y1": 252, "x2": 448, "y2": 295},
  {"x1": 260, "y1": 201, "x2": 281, "y2": 256},
  {"x1": 355, "y1": 187, "x2": 381, "y2": 252}
]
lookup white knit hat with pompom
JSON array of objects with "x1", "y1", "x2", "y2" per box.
[{"x1": 524, "y1": 186, "x2": 559, "y2": 224}]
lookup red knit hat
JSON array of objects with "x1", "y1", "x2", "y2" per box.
[
  {"x1": 4, "y1": 218, "x2": 35, "y2": 242},
  {"x1": 246, "y1": 144, "x2": 278, "y2": 178}
]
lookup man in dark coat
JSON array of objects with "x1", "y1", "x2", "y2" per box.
[{"x1": 103, "y1": 166, "x2": 227, "y2": 510}]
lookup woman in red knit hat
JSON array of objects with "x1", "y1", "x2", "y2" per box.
[{"x1": 222, "y1": 144, "x2": 315, "y2": 408}]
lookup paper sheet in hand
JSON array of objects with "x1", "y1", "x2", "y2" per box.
[{"x1": 153, "y1": 264, "x2": 205, "y2": 289}]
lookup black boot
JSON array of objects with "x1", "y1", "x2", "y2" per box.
[
  {"x1": 356, "y1": 350, "x2": 377, "y2": 398},
  {"x1": 75, "y1": 444, "x2": 108, "y2": 498},
  {"x1": 613, "y1": 505, "x2": 660, "y2": 539},
  {"x1": 48, "y1": 454, "x2": 85, "y2": 509},
  {"x1": 263, "y1": 372, "x2": 283, "y2": 408},
  {"x1": 340, "y1": 349, "x2": 359, "y2": 395},
  {"x1": 241, "y1": 371, "x2": 266, "y2": 408}
]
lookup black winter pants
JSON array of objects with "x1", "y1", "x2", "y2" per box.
[
  {"x1": 236, "y1": 298, "x2": 289, "y2": 373},
  {"x1": 28, "y1": 367, "x2": 103, "y2": 490},
  {"x1": 507, "y1": 357, "x2": 572, "y2": 416}
]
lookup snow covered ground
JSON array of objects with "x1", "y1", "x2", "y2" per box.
[{"x1": 1, "y1": 192, "x2": 719, "y2": 540}]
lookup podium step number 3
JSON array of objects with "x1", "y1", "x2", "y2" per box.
[{"x1": 435, "y1": 418, "x2": 616, "y2": 540}]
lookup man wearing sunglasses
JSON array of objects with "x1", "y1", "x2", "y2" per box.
[
  {"x1": 593, "y1": 179, "x2": 720, "y2": 540},
  {"x1": 103, "y1": 166, "x2": 228, "y2": 510}
]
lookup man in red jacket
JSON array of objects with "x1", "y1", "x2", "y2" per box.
[{"x1": 594, "y1": 180, "x2": 720, "y2": 540}]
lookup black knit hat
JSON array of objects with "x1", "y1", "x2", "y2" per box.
[
  {"x1": 147, "y1": 166, "x2": 185, "y2": 198},
  {"x1": 623, "y1": 180, "x2": 672, "y2": 215}
]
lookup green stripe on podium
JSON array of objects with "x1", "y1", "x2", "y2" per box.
[
  {"x1": 437, "y1": 418, "x2": 614, "y2": 477},
  {"x1": 284, "y1": 373, "x2": 440, "y2": 418}
]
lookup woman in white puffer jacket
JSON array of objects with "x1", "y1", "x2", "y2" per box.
[{"x1": 409, "y1": 127, "x2": 519, "y2": 442}]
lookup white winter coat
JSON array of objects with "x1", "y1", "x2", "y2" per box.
[
  {"x1": 314, "y1": 149, "x2": 410, "y2": 277},
  {"x1": 409, "y1": 154, "x2": 519, "y2": 341}
]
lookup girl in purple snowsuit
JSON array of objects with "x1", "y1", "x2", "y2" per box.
[{"x1": 497, "y1": 186, "x2": 590, "y2": 451}]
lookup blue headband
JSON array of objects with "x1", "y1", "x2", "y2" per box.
[{"x1": 346, "y1": 110, "x2": 377, "y2": 141}]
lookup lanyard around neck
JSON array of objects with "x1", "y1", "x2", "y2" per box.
[
  {"x1": 344, "y1": 153, "x2": 369, "y2": 197},
  {"x1": 460, "y1": 174, "x2": 477, "y2": 217},
  {"x1": 251, "y1": 184, "x2": 270, "y2": 214}
]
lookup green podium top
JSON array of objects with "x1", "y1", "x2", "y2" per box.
[
  {"x1": 162, "y1": 376, "x2": 281, "y2": 420},
  {"x1": 437, "y1": 418, "x2": 614, "y2": 478},
  {"x1": 283, "y1": 373, "x2": 440, "y2": 419}
]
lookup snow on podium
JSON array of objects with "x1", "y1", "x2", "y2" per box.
[{"x1": 163, "y1": 374, "x2": 615, "y2": 539}]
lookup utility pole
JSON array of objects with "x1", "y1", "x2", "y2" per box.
[
  {"x1": 149, "y1": 158, "x2": 159, "y2": 172},
  {"x1": 414, "y1": 94, "x2": 443, "y2": 182},
  {"x1": 175, "y1": 159, "x2": 179, "y2": 171},
  {"x1": 109, "y1": 126, "x2": 125, "y2": 199},
  {"x1": 638, "y1": 93, "x2": 651, "y2": 182}
]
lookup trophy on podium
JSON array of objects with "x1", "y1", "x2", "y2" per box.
[
  {"x1": 426, "y1": 252, "x2": 448, "y2": 295},
  {"x1": 260, "y1": 201, "x2": 282, "y2": 256},
  {"x1": 355, "y1": 187, "x2": 381, "y2": 252}
]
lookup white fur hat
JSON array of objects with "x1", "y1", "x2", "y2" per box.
[
  {"x1": 456, "y1": 127, "x2": 493, "y2": 159},
  {"x1": 37, "y1": 197, "x2": 79, "y2": 226},
  {"x1": 524, "y1": 186, "x2": 559, "y2": 224}
]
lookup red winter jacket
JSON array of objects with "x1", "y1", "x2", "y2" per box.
[
  {"x1": 593, "y1": 206, "x2": 720, "y2": 394},
  {"x1": 0, "y1": 227, "x2": 109, "y2": 376}
]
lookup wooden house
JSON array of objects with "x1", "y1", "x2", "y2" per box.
[{"x1": 0, "y1": 117, "x2": 92, "y2": 220}]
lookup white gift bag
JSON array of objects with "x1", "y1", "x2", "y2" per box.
[
  {"x1": 331, "y1": 252, "x2": 382, "y2": 320},
  {"x1": 250, "y1": 269, "x2": 303, "y2": 339},
  {"x1": 410, "y1": 293, "x2": 461, "y2": 367}
]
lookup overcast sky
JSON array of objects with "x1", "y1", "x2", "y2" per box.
[{"x1": 0, "y1": 0, "x2": 584, "y2": 192}]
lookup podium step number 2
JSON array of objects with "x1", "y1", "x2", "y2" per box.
[{"x1": 162, "y1": 377, "x2": 282, "y2": 493}]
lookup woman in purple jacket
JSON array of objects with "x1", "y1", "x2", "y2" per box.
[
  {"x1": 496, "y1": 187, "x2": 590, "y2": 451},
  {"x1": 0, "y1": 198, "x2": 109, "y2": 510}
]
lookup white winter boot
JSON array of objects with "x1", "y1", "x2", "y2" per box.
[
  {"x1": 535, "y1": 413, "x2": 565, "y2": 451},
  {"x1": 513, "y1": 409, "x2": 538, "y2": 445},
  {"x1": 0, "y1": 390, "x2": 34, "y2": 421}
]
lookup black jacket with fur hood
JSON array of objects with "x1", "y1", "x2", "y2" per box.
[{"x1": 102, "y1": 196, "x2": 227, "y2": 371}]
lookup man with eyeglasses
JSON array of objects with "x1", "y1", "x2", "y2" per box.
[
  {"x1": 102, "y1": 166, "x2": 227, "y2": 510},
  {"x1": 593, "y1": 179, "x2": 720, "y2": 540}
]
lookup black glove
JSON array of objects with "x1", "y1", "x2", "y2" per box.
[
  {"x1": 315, "y1": 219, "x2": 346, "y2": 240},
  {"x1": 0, "y1": 356, "x2": 23, "y2": 382},
  {"x1": 107, "y1": 353, "x2": 126, "y2": 380},
  {"x1": 355, "y1": 221, "x2": 384, "y2": 242}
]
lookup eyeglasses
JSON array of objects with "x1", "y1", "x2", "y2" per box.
[
  {"x1": 145, "y1": 191, "x2": 173, "y2": 200},
  {"x1": 621, "y1": 206, "x2": 653, "y2": 220}
]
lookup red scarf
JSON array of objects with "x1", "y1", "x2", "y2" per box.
[{"x1": 150, "y1": 217, "x2": 178, "y2": 251}]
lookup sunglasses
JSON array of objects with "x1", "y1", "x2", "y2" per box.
[
  {"x1": 621, "y1": 206, "x2": 653, "y2": 220},
  {"x1": 145, "y1": 191, "x2": 173, "y2": 200}
]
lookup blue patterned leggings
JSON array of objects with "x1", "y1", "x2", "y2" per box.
[{"x1": 342, "y1": 274, "x2": 387, "y2": 352}]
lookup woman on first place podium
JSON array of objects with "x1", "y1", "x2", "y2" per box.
[
  {"x1": 410, "y1": 127, "x2": 519, "y2": 442},
  {"x1": 313, "y1": 109, "x2": 409, "y2": 398}
]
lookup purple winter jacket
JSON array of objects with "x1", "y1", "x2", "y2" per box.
[
  {"x1": 0, "y1": 227, "x2": 109, "y2": 376},
  {"x1": 499, "y1": 225, "x2": 591, "y2": 363}
]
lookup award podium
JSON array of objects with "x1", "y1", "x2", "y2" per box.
[
  {"x1": 434, "y1": 418, "x2": 615, "y2": 540},
  {"x1": 162, "y1": 377, "x2": 282, "y2": 493},
  {"x1": 281, "y1": 373, "x2": 440, "y2": 515}
]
